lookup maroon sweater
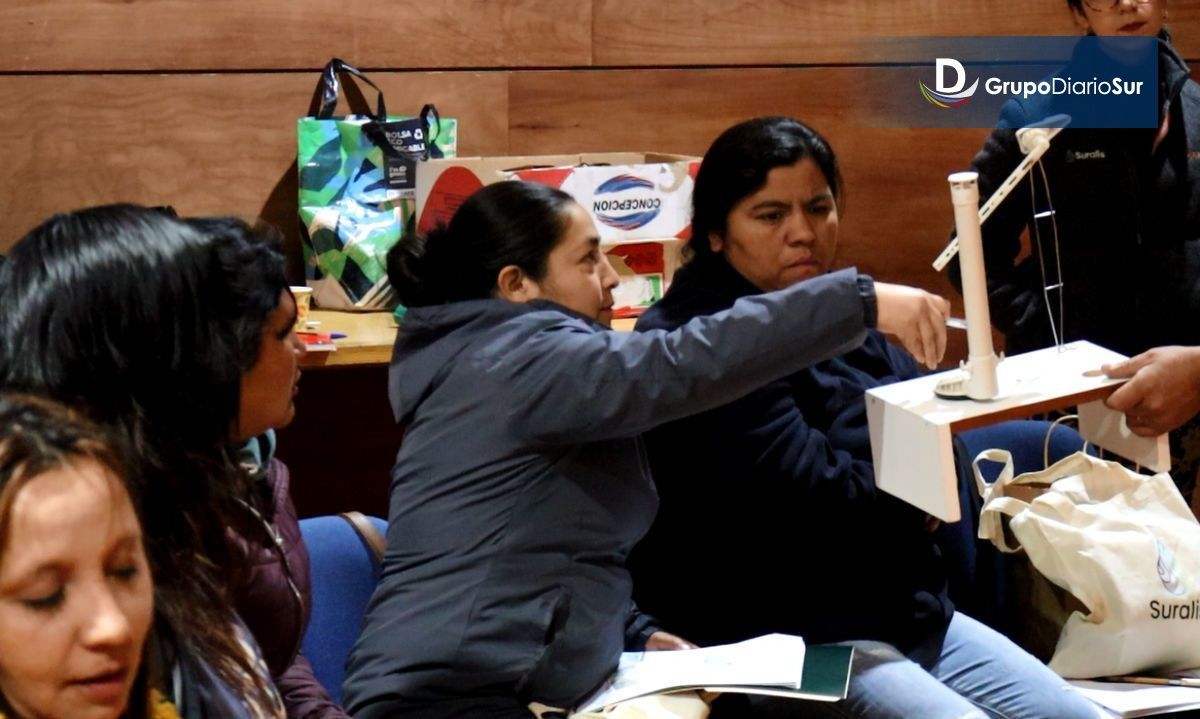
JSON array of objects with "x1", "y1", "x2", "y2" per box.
[{"x1": 231, "y1": 458, "x2": 350, "y2": 719}]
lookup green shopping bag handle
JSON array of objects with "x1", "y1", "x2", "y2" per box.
[{"x1": 315, "y1": 58, "x2": 388, "y2": 120}]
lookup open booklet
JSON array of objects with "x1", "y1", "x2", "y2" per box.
[
  {"x1": 576, "y1": 634, "x2": 852, "y2": 713},
  {"x1": 1068, "y1": 673, "x2": 1200, "y2": 718}
]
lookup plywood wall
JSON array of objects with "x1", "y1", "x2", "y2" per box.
[{"x1": 2, "y1": 0, "x2": 1196, "y2": 297}]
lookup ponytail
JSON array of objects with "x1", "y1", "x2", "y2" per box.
[{"x1": 387, "y1": 181, "x2": 576, "y2": 307}]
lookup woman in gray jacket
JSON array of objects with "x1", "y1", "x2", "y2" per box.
[{"x1": 342, "y1": 180, "x2": 949, "y2": 718}]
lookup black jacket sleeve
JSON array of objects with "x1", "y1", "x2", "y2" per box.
[{"x1": 623, "y1": 601, "x2": 663, "y2": 651}]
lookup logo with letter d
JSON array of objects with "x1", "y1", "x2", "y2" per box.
[{"x1": 920, "y1": 58, "x2": 980, "y2": 108}]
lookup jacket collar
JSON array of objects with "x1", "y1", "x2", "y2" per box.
[
  {"x1": 661, "y1": 255, "x2": 764, "y2": 317},
  {"x1": 1157, "y1": 30, "x2": 1190, "y2": 112}
]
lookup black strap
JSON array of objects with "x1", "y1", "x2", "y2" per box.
[
  {"x1": 338, "y1": 511, "x2": 386, "y2": 563},
  {"x1": 418, "y1": 103, "x2": 442, "y2": 157},
  {"x1": 314, "y1": 58, "x2": 387, "y2": 120}
]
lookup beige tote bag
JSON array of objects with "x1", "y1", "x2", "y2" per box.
[{"x1": 974, "y1": 449, "x2": 1200, "y2": 678}]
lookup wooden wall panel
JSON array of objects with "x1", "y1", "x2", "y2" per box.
[
  {"x1": 7, "y1": 1, "x2": 1193, "y2": 73},
  {"x1": 0, "y1": 0, "x2": 591, "y2": 71},
  {"x1": 594, "y1": 0, "x2": 1200, "y2": 66},
  {"x1": 0, "y1": 71, "x2": 509, "y2": 252},
  {"x1": 510, "y1": 67, "x2": 984, "y2": 296}
]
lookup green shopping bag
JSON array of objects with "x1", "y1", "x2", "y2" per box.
[{"x1": 298, "y1": 58, "x2": 457, "y2": 309}]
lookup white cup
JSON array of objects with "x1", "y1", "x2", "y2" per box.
[{"x1": 290, "y1": 286, "x2": 313, "y2": 332}]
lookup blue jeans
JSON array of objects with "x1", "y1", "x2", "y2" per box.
[{"x1": 737, "y1": 613, "x2": 1097, "y2": 719}]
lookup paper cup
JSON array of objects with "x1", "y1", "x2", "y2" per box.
[{"x1": 290, "y1": 286, "x2": 313, "y2": 332}]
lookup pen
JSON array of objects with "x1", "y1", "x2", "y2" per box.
[
  {"x1": 330, "y1": 332, "x2": 347, "y2": 340},
  {"x1": 1100, "y1": 676, "x2": 1200, "y2": 688},
  {"x1": 946, "y1": 317, "x2": 968, "y2": 330}
]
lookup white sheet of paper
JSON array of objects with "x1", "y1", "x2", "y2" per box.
[
  {"x1": 577, "y1": 634, "x2": 806, "y2": 712},
  {"x1": 1069, "y1": 680, "x2": 1200, "y2": 718}
]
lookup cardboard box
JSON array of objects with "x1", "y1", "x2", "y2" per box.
[
  {"x1": 606, "y1": 239, "x2": 684, "y2": 319},
  {"x1": 415, "y1": 153, "x2": 700, "y2": 243}
]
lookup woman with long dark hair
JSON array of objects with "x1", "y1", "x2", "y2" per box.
[
  {"x1": 0, "y1": 205, "x2": 344, "y2": 718},
  {"x1": 341, "y1": 179, "x2": 951, "y2": 717}
]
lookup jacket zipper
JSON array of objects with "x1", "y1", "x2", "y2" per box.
[{"x1": 237, "y1": 497, "x2": 306, "y2": 669}]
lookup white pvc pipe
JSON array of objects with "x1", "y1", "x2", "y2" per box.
[{"x1": 948, "y1": 171, "x2": 998, "y2": 400}]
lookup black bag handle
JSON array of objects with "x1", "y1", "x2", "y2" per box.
[
  {"x1": 418, "y1": 103, "x2": 443, "y2": 157},
  {"x1": 314, "y1": 58, "x2": 388, "y2": 120}
]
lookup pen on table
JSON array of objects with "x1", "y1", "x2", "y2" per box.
[
  {"x1": 1099, "y1": 675, "x2": 1200, "y2": 687},
  {"x1": 330, "y1": 332, "x2": 347, "y2": 340},
  {"x1": 946, "y1": 317, "x2": 968, "y2": 331}
]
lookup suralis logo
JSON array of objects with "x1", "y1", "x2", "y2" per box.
[
  {"x1": 920, "y1": 58, "x2": 980, "y2": 108},
  {"x1": 592, "y1": 175, "x2": 663, "y2": 231},
  {"x1": 1148, "y1": 536, "x2": 1198, "y2": 620},
  {"x1": 1065, "y1": 149, "x2": 1107, "y2": 163},
  {"x1": 1156, "y1": 538, "x2": 1188, "y2": 596}
]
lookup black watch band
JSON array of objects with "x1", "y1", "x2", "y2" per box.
[{"x1": 857, "y1": 273, "x2": 878, "y2": 328}]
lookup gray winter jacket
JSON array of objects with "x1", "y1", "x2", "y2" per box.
[{"x1": 342, "y1": 268, "x2": 871, "y2": 717}]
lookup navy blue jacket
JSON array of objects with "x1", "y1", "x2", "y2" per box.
[
  {"x1": 343, "y1": 270, "x2": 873, "y2": 716},
  {"x1": 951, "y1": 33, "x2": 1200, "y2": 356},
  {"x1": 633, "y1": 257, "x2": 953, "y2": 663}
]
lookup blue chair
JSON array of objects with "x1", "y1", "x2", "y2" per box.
[
  {"x1": 299, "y1": 513, "x2": 387, "y2": 705},
  {"x1": 935, "y1": 419, "x2": 1089, "y2": 638}
]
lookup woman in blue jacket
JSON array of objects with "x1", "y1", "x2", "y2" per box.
[
  {"x1": 633, "y1": 117, "x2": 1097, "y2": 719},
  {"x1": 340, "y1": 180, "x2": 951, "y2": 718}
]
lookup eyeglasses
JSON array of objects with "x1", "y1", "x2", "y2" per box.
[{"x1": 1082, "y1": 0, "x2": 1154, "y2": 11}]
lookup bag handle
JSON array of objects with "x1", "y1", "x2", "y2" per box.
[
  {"x1": 338, "y1": 511, "x2": 386, "y2": 564},
  {"x1": 974, "y1": 446, "x2": 1100, "y2": 552},
  {"x1": 418, "y1": 103, "x2": 443, "y2": 156},
  {"x1": 972, "y1": 447, "x2": 1016, "y2": 500},
  {"x1": 1042, "y1": 414, "x2": 1093, "y2": 468},
  {"x1": 973, "y1": 448, "x2": 1026, "y2": 551},
  {"x1": 978, "y1": 496, "x2": 1031, "y2": 553},
  {"x1": 315, "y1": 58, "x2": 388, "y2": 120}
]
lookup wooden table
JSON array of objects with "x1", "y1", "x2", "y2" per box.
[
  {"x1": 300, "y1": 310, "x2": 639, "y2": 368},
  {"x1": 300, "y1": 310, "x2": 399, "y2": 368}
]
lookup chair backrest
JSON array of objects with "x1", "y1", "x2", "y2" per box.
[{"x1": 299, "y1": 514, "x2": 387, "y2": 705}]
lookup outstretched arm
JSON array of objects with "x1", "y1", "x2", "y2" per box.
[{"x1": 498, "y1": 270, "x2": 946, "y2": 445}]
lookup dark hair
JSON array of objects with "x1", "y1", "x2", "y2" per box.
[
  {"x1": 0, "y1": 393, "x2": 151, "y2": 719},
  {"x1": 388, "y1": 181, "x2": 577, "y2": 307},
  {"x1": 185, "y1": 215, "x2": 291, "y2": 401},
  {"x1": 689, "y1": 116, "x2": 843, "y2": 263},
  {"x1": 0, "y1": 204, "x2": 285, "y2": 705},
  {"x1": 0, "y1": 393, "x2": 135, "y2": 553}
]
